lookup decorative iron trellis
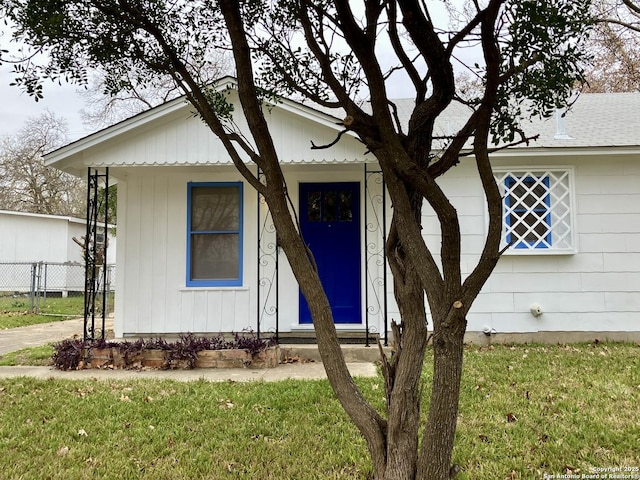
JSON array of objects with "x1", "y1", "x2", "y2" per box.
[
  {"x1": 364, "y1": 164, "x2": 388, "y2": 346},
  {"x1": 84, "y1": 167, "x2": 109, "y2": 341},
  {"x1": 256, "y1": 166, "x2": 388, "y2": 345},
  {"x1": 257, "y1": 170, "x2": 279, "y2": 341}
]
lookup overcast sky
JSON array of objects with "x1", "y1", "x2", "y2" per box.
[
  {"x1": 0, "y1": 66, "x2": 91, "y2": 142},
  {"x1": 0, "y1": 2, "x2": 475, "y2": 144}
]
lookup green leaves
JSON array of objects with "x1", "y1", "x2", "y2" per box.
[
  {"x1": 490, "y1": 0, "x2": 594, "y2": 144},
  {"x1": 3, "y1": 0, "x2": 228, "y2": 107}
]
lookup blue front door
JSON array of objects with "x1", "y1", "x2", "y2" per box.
[{"x1": 299, "y1": 182, "x2": 361, "y2": 324}]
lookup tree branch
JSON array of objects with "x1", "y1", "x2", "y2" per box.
[
  {"x1": 310, "y1": 129, "x2": 349, "y2": 149},
  {"x1": 386, "y1": 1, "x2": 426, "y2": 100}
]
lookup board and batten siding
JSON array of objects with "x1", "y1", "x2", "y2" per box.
[
  {"x1": 85, "y1": 92, "x2": 368, "y2": 169},
  {"x1": 115, "y1": 169, "x2": 257, "y2": 337},
  {"x1": 114, "y1": 164, "x2": 370, "y2": 337},
  {"x1": 390, "y1": 154, "x2": 640, "y2": 336}
]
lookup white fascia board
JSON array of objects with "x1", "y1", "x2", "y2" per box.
[
  {"x1": 44, "y1": 96, "x2": 191, "y2": 167},
  {"x1": 490, "y1": 145, "x2": 640, "y2": 158},
  {"x1": 270, "y1": 98, "x2": 346, "y2": 131}
]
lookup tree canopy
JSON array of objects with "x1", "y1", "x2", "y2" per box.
[
  {"x1": 584, "y1": 0, "x2": 640, "y2": 91},
  {"x1": 0, "y1": 110, "x2": 85, "y2": 216},
  {"x1": 0, "y1": 1, "x2": 594, "y2": 478}
]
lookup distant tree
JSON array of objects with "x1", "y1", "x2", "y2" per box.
[
  {"x1": 0, "y1": 110, "x2": 85, "y2": 216},
  {"x1": 584, "y1": 0, "x2": 640, "y2": 91},
  {"x1": 79, "y1": 52, "x2": 233, "y2": 129},
  {"x1": 98, "y1": 184, "x2": 117, "y2": 226},
  {"x1": 1, "y1": 1, "x2": 592, "y2": 478}
]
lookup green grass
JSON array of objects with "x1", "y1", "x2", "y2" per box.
[
  {"x1": 0, "y1": 343, "x2": 638, "y2": 479},
  {"x1": 0, "y1": 296, "x2": 85, "y2": 329},
  {"x1": 453, "y1": 343, "x2": 640, "y2": 478},
  {"x1": 0, "y1": 345, "x2": 54, "y2": 366}
]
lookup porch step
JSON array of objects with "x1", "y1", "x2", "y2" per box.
[
  {"x1": 279, "y1": 343, "x2": 391, "y2": 364},
  {"x1": 276, "y1": 330, "x2": 382, "y2": 345}
]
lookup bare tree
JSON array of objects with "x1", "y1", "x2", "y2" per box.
[
  {"x1": 2, "y1": 1, "x2": 591, "y2": 478},
  {"x1": 79, "y1": 53, "x2": 234, "y2": 129},
  {"x1": 585, "y1": 0, "x2": 640, "y2": 91},
  {"x1": 0, "y1": 110, "x2": 85, "y2": 216}
]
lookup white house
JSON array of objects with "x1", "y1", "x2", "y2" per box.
[
  {"x1": 0, "y1": 209, "x2": 116, "y2": 295},
  {"x1": 0, "y1": 210, "x2": 88, "y2": 264},
  {"x1": 44, "y1": 79, "x2": 640, "y2": 343}
]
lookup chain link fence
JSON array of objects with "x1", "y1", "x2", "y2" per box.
[{"x1": 0, "y1": 262, "x2": 115, "y2": 317}]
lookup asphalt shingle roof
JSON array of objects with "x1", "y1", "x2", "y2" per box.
[{"x1": 389, "y1": 92, "x2": 640, "y2": 149}]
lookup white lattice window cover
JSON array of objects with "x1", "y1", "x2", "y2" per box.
[{"x1": 494, "y1": 169, "x2": 574, "y2": 253}]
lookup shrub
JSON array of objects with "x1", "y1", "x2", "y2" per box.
[{"x1": 51, "y1": 338, "x2": 86, "y2": 370}]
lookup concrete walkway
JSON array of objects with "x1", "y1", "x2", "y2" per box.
[
  {"x1": 0, "y1": 318, "x2": 379, "y2": 382},
  {"x1": 0, "y1": 317, "x2": 87, "y2": 355},
  {"x1": 0, "y1": 362, "x2": 378, "y2": 382}
]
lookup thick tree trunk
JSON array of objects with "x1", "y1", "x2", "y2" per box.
[
  {"x1": 383, "y1": 262, "x2": 428, "y2": 480},
  {"x1": 417, "y1": 310, "x2": 467, "y2": 479}
]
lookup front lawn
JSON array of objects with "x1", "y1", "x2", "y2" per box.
[
  {"x1": 0, "y1": 343, "x2": 638, "y2": 479},
  {"x1": 0, "y1": 345, "x2": 55, "y2": 366},
  {"x1": 0, "y1": 295, "x2": 85, "y2": 329}
]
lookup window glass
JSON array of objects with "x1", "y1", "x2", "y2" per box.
[
  {"x1": 191, "y1": 186, "x2": 240, "y2": 231},
  {"x1": 505, "y1": 175, "x2": 551, "y2": 249},
  {"x1": 495, "y1": 169, "x2": 574, "y2": 253},
  {"x1": 187, "y1": 183, "x2": 242, "y2": 286},
  {"x1": 190, "y1": 233, "x2": 240, "y2": 280},
  {"x1": 338, "y1": 190, "x2": 353, "y2": 222},
  {"x1": 323, "y1": 191, "x2": 338, "y2": 222},
  {"x1": 307, "y1": 191, "x2": 321, "y2": 222},
  {"x1": 306, "y1": 190, "x2": 354, "y2": 223}
]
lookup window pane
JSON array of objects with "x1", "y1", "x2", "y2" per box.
[
  {"x1": 338, "y1": 190, "x2": 353, "y2": 222},
  {"x1": 323, "y1": 191, "x2": 337, "y2": 222},
  {"x1": 505, "y1": 175, "x2": 551, "y2": 248},
  {"x1": 512, "y1": 212, "x2": 549, "y2": 243},
  {"x1": 307, "y1": 191, "x2": 321, "y2": 222},
  {"x1": 191, "y1": 233, "x2": 239, "y2": 280},
  {"x1": 191, "y1": 186, "x2": 240, "y2": 231}
]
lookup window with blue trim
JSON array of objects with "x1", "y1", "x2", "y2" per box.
[
  {"x1": 495, "y1": 169, "x2": 575, "y2": 253},
  {"x1": 187, "y1": 182, "x2": 243, "y2": 286},
  {"x1": 505, "y1": 175, "x2": 552, "y2": 249}
]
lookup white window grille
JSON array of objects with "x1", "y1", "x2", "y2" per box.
[{"x1": 494, "y1": 168, "x2": 575, "y2": 253}]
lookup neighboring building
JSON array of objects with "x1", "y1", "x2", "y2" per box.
[
  {"x1": 43, "y1": 78, "x2": 640, "y2": 342},
  {"x1": 0, "y1": 209, "x2": 116, "y2": 295}
]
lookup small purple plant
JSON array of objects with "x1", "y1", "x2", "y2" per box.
[
  {"x1": 51, "y1": 331, "x2": 277, "y2": 370},
  {"x1": 52, "y1": 338, "x2": 86, "y2": 370},
  {"x1": 231, "y1": 329, "x2": 275, "y2": 355}
]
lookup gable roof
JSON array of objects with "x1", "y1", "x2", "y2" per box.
[
  {"x1": 44, "y1": 77, "x2": 360, "y2": 176},
  {"x1": 45, "y1": 81, "x2": 640, "y2": 176}
]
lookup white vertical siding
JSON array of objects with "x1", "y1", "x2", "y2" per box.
[
  {"x1": 117, "y1": 168, "x2": 261, "y2": 337},
  {"x1": 114, "y1": 164, "x2": 374, "y2": 336},
  {"x1": 85, "y1": 94, "x2": 370, "y2": 169},
  {"x1": 113, "y1": 153, "x2": 640, "y2": 337}
]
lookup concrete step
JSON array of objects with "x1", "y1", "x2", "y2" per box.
[
  {"x1": 276, "y1": 330, "x2": 386, "y2": 345},
  {"x1": 279, "y1": 343, "x2": 391, "y2": 363}
]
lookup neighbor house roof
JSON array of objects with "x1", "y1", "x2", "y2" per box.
[{"x1": 0, "y1": 209, "x2": 86, "y2": 225}]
